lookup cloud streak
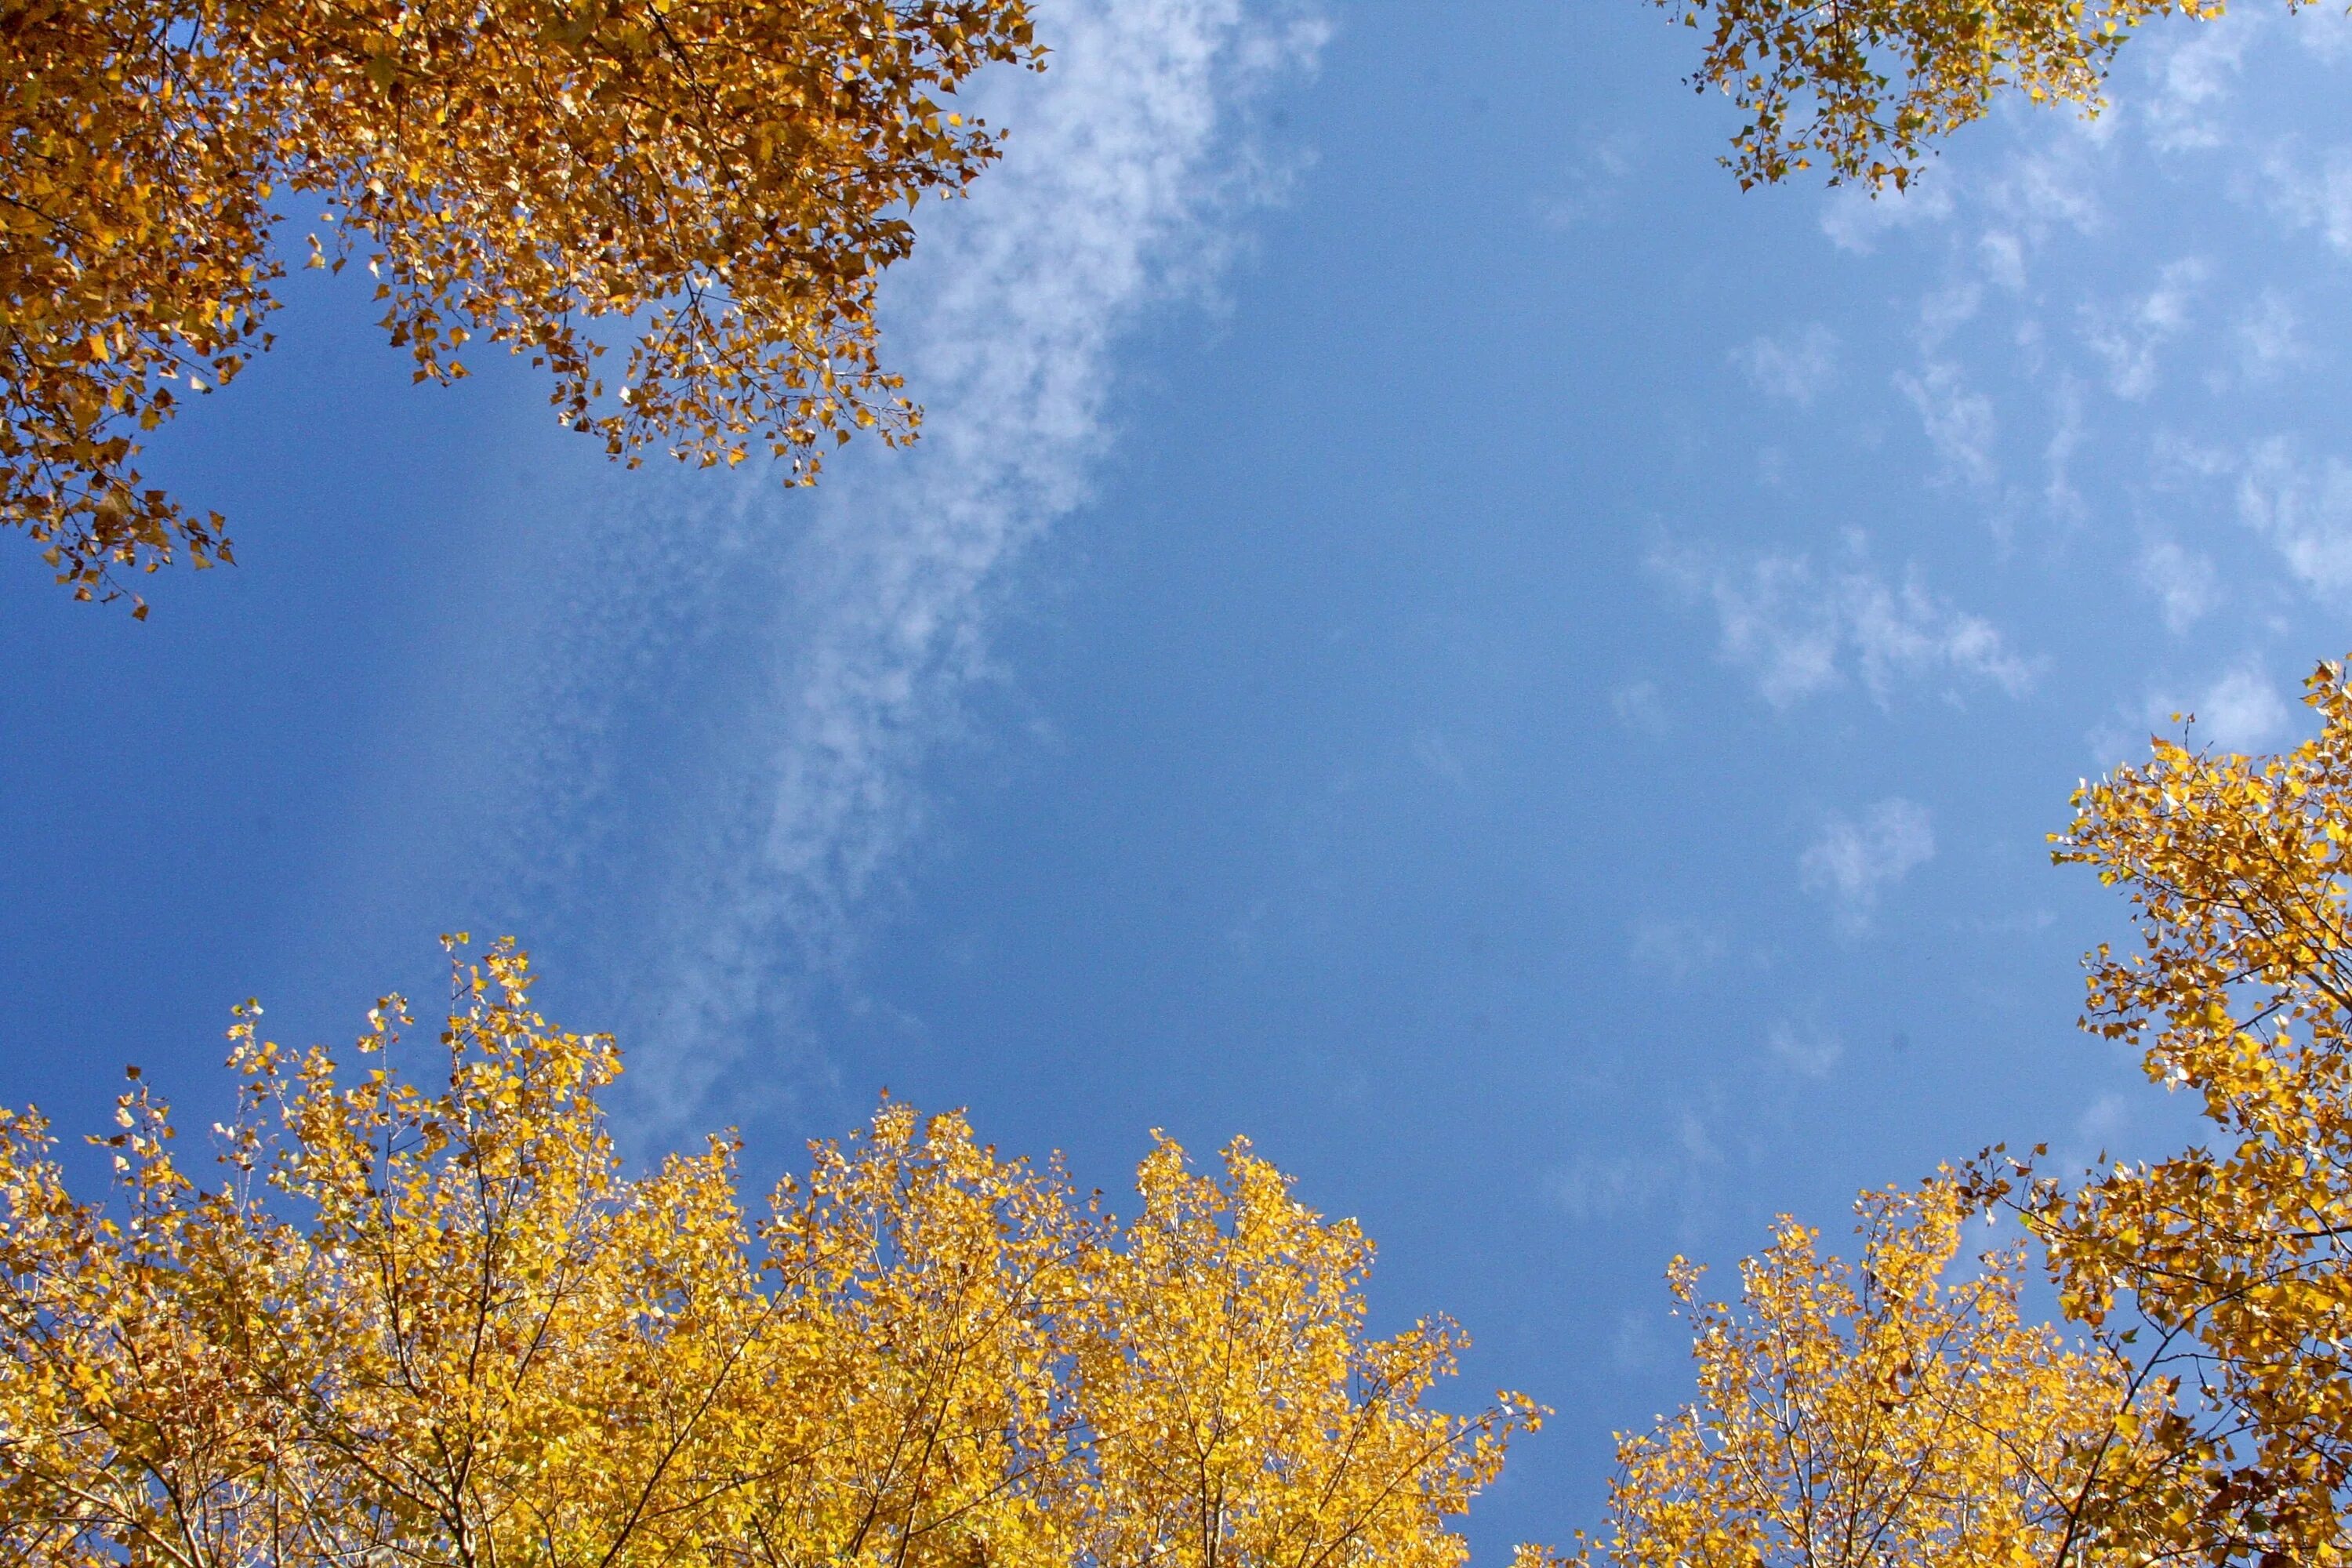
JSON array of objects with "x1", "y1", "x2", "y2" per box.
[
  {"x1": 1653, "y1": 541, "x2": 2038, "y2": 708},
  {"x1": 492, "y1": 0, "x2": 1324, "y2": 1127},
  {"x1": 1800, "y1": 798, "x2": 1936, "y2": 935}
]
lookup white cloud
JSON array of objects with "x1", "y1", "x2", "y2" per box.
[
  {"x1": 2263, "y1": 143, "x2": 2352, "y2": 256},
  {"x1": 1978, "y1": 229, "x2": 2028, "y2": 291},
  {"x1": 2152, "y1": 660, "x2": 2292, "y2": 752},
  {"x1": 2045, "y1": 377, "x2": 2088, "y2": 524},
  {"x1": 2136, "y1": 540, "x2": 2220, "y2": 633},
  {"x1": 1766, "y1": 1019, "x2": 1844, "y2": 1077},
  {"x1": 1820, "y1": 180, "x2": 1956, "y2": 252},
  {"x1": 1983, "y1": 137, "x2": 2107, "y2": 239},
  {"x1": 2081, "y1": 257, "x2": 2207, "y2": 400},
  {"x1": 1610, "y1": 678, "x2": 1668, "y2": 734},
  {"x1": 1914, "y1": 279, "x2": 1984, "y2": 354},
  {"x1": 2137, "y1": 17, "x2": 2255, "y2": 151},
  {"x1": 1653, "y1": 543, "x2": 2036, "y2": 708},
  {"x1": 2192, "y1": 666, "x2": 2292, "y2": 750},
  {"x1": 2234, "y1": 292, "x2": 2310, "y2": 383},
  {"x1": 1800, "y1": 798, "x2": 1936, "y2": 933},
  {"x1": 1537, "y1": 130, "x2": 1641, "y2": 230},
  {"x1": 1733, "y1": 325, "x2": 1839, "y2": 406},
  {"x1": 499, "y1": 0, "x2": 1327, "y2": 1127},
  {"x1": 1895, "y1": 359, "x2": 1998, "y2": 484},
  {"x1": 1413, "y1": 730, "x2": 1468, "y2": 788},
  {"x1": 2292, "y1": 3, "x2": 2352, "y2": 64},
  {"x1": 2238, "y1": 437, "x2": 2352, "y2": 597},
  {"x1": 1546, "y1": 1110, "x2": 1722, "y2": 1228},
  {"x1": 1628, "y1": 914, "x2": 1725, "y2": 982}
]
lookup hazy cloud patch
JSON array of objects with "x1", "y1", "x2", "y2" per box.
[
  {"x1": 2231, "y1": 292, "x2": 2310, "y2": 386},
  {"x1": 1628, "y1": 914, "x2": 1727, "y2": 982},
  {"x1": 1734, "y1": 325, "x2": 1840, "y2": 406},
  {"x1": 1546, "y1": 1110, "x2": 1723, "y2": 1233},
  {"x1": 1896, "y1": 360, "x2": 1998, "y2": 484},
  {"x1": 499, "y1": 0, "x2": 1327, "y2": 1128},
  {"x1": 2165, "y1": 661, "x2": 2293, "y2": 751},
  {"x1": 2082, "y1": 257, "x2": 2207, "y2": 400},
  {"x1": 1800, "y1": 798, "x2": 1936, "y2": 933},
  {"x1": 2238, "y1": 437, "x2": 2352, "y2": 597},
  {"x1": 2137, "y1": 540, "x2": 2220, "y2": 632},
  {"x1": 1766, "y1": 1019, "x2": 1846, "y2": 1077},
  {"x1": 2264, "y1": 143, "x2": 2352, "y2": 256},
  {"x1": 1654, "y1": 543, "x2": 2036, "y2": 708},
  {"x1": 1820, "y1": 180, "x2": 1956, "y2": 252},
  {"x1": 1610, "y1": 678, "x2": 1669, "y2": 735},
  {"x1": 2137, "y1": 17, "x2": 2255, "y2": 150}
]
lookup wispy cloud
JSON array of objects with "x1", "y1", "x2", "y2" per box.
[
  {"x1": 1895, "y1": 360, "x2": 1998, "y2": 484},
  {"x1": 2091, "y1": 658, "x2": 2295, "y2": 764},
  {"x1": 2234, "y1": 291, "x2": 2310, "y2": 383},
  {"x1": 1536, "y1": 130, "x2": 1642, "y2": 230},
  {"x1": 1766, "y1": 1018, "x2": 1845, "y2": 1076},
  {"x1": 495, "y1": 0, "x2": 1325, "y2": 1127},
  {"x1": 2081, "y1": 257, "x2": 2207, "y2": 400},
  {"x1": 2238, "y1": 437, "x2": 2352, "y2": 597},
  {"x1": 2263, "y1": 142, "x2": 2352, "y2": 256},
  {"x1": 1627, "y1": 914, "x2": 1726, "y2": 982},
  {"x1": 1610, "y1": 678, "x2": 1668, "y2": 734},
  {"x1": 2158, "y1": 660, "x2": 2292, "y2": 751},
  {"x1": 1734, "y1": 325, "x2": 1840, "y2": 406},
  {"x1": 1545, "y1": 1109, "x2": 1722, "y2": 1231},
  {"x1": 1653, "y1": 541, "x2": 2037, "y2": 708},
  {"x1": 1819, "y1": 180, "x2": 1955, "y2": 252},
  {"x1": 2136, "y1": 540, "x2": 2220, "y2": 632},
  {"x1": 2139, "y1": 17, "x2": 2255, "y2": 151},
  {"x1": 1800, "y1": 798, "x2": 1936, "y2": 934}
]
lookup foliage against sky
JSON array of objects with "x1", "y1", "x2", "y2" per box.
[
  {"x1": 0, "y1": 938, "x2": 1535, "y2": 1567},
  {"x1": 1600, "y1": 1183, "x2": 2169, "y2": 1568},
  {"x1": 1590, "y1": 664, "x2": 2352, "y2": 1568},
  {"x1": 16, "y1": 0, "x2": 2352, "y2": 1561},
  {"x1": 2, "y1": 0, "x2": 1036, "y2": 612},
  {"x1": 1664, "y1": 0, "x2": 2245, "y2": 189}
]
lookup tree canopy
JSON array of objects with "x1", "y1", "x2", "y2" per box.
[
  {"x1": 2, "y1": 0, "x2": 1037, "y2": 612},
  {"x1": 0, "y1": 938, "x2": 1537, "y2": 1566},
  {"x1": 1592, "y1": 661, "x2": 2352, "y2": 1568}
]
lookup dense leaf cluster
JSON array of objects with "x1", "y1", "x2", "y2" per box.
[
  {"x1": 1661, "y1": 0, "x2": 2245, "y2": 190},
  {"x1": 1, "y1": 0, "x2": 1036, "y2": 612}
]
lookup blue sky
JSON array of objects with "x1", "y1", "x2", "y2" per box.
[{"x1": 6, "y1": 0, "x2": 2352, "y2": 1553}]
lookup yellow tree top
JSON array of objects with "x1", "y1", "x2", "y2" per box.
[
  {"x1": 1598, "y1": 1181, "x2": 2162, "y2": 1568},
  {"x1": 0, "y1": 937, "x2": 1539, "y2": 1567}
]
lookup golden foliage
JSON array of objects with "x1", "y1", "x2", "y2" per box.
[
  {"x1": 1597, "y1": 1181, "x2": 2159, "y2": 1568},
  {"x1": 2, "y1": 0, "x2": 1037, "y2": 612},
  {"x1": 2024, "y1": 659, "x2": 2352, "y2": 1567},
  {"x1": 1657, "y1": 0, "x2": 2243, "y2": 190},
  {"x1": 1603, "y1": 658, "x2": 2352, "y2": 1568},
  {"x1": 0, "y1": 937, "x2": 1534, "y2": 1567}
]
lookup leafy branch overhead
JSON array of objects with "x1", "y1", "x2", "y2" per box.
[
  {"x1": 1, "y1": 0, "x2": 1040, "y2": 612},
  {"x1": 1662, "y1": 0, "x2": 2249, "y2": 190}
]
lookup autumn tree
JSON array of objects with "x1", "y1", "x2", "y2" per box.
[
  {"x1": 1659, "y1": 0, "x2": 2242, "y2": 189},
  {"x1": 0, "y1": 936, "x2": 1537, "y2": 1567},
  {"x1": 1595, "y1": 659, "x2": 2352, "y2": 1568},
  {"x1": 2009, "y1": 660, "x2": 2352, "y2": 1567},
  {"x1": 1593, "y1": 1180, "x2": 2180, "y2": 1568},
  {"x1": 2, "y1": 0, "x2": 1037, "y2": 613}
]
